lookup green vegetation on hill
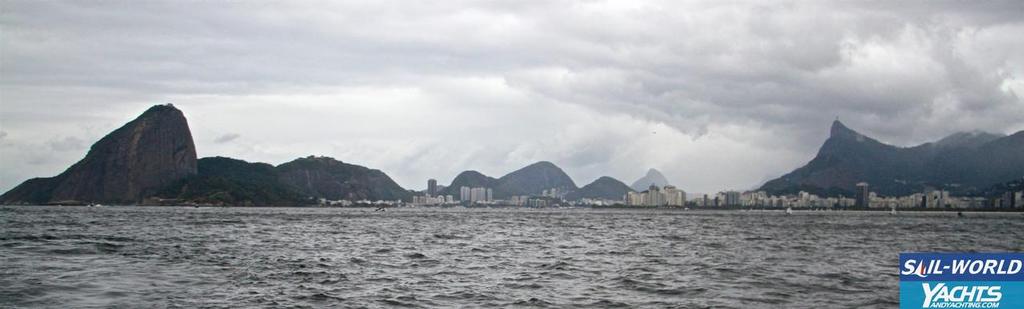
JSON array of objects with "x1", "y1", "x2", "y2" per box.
[{"x1": 157, "y1": 157, "x2": 310, "y2": 206}]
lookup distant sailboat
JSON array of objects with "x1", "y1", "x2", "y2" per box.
[
  {"x1": 890, "y1": 207, "x2": 897, "y2": 215},
  {"x1": 785, "y1": 207, "x2": 793, "y2": 215}
]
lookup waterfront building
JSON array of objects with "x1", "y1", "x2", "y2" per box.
[
  {"x1": 412, "y1": 195, "x2": 446, "y2": 205},
  {"x1": 646, "y1": 185, "x2": 665, "y2": 206},
  {"x1": 427, "y1": 179, "x2": 437, "y2": 196},
  {"x1": 663, "y1": 186, "x2": 686, "y2": 206},
  {"x1": 724, "y1": 191, "x2": 741, "y2": 206},
  {"x1": 459, "y1": 186, "x2": 492, "y2": 203},
  {"x1": 855, "y1": 182, "x2": 869, "y2": 208}
]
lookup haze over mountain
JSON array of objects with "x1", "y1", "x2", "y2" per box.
[
  {"x1": 441, "y1": 161, "x2": 579, "y2": 199},
  {"x1": 566, "y1": 176, "x2": 635, "y2": 201},
  {"x1": 1, "y1": 104, "x2": 197, "y2": 204},
  {"x1": 760, "y1": 120, "x2": 1024, "y2": 196},
  {"x1": 631, "y1": 169, "x2": 671, "y2": 192}
]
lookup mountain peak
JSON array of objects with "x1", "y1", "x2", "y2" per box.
[
  {"x1": 631, "y1": 168, "x2": 670, "y2": 191},
  {"x1": 495, "y1": 161, "x2": 577, "y2": 198},
  {"x1": 1, "y1": 104, "x2": 198, "y2": 204},
  {"x1": 276, "y1": 155, "x2": 410, "y2": 201},
  {"x1": 830, "y1": 120, "x2": 854, "y2": 137},
  {"x1": 524, "y1": 161, "x2": 558, "y2": 169},
  {"x1": 761, "y1": 120, "x2": 1024, "y2": 196},
  {"x1": 566, "y1": 176, "x2": 633, "y2": 201}
]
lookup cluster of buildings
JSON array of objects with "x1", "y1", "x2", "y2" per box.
[
  {"x1": 459, "y1": 186, "x2": 493, "y2": 203},
  {"x1": 411, "y1": 194, "x2": 454, "y2": 205},
  {"x1": 711, "y1": 183, "x2": 1023, "y2": 209},
  {"x1": 625, "y1": 185, "x2": 687, "y2": 206},
  {"x1": 408, "y1": 178, "x2": 1023, "y2": 210},
  {"x1": 317, "y1": 198, "x2": 402, "y2": 207}
]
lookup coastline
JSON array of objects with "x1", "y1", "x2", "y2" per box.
[{"x1": 5, "y1": 204, "x2": 1023, "y2": 213}]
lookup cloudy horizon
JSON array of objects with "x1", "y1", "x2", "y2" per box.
[{"x1": 2, "y1": 1, "x2": 1023, "y2": 194}]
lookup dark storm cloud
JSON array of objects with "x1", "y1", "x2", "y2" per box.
[{"x1": 1, "y1": 0, "x2": 1022, "y2": 193}]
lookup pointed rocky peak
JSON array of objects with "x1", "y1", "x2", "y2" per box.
[
  {"x1": 830, "y1": 120, "x2": 857, "y2": 138},
  {"x1": 140, "y1": 103, "x2": 184, "y2": 117},
  {"x1": 630, "y1": 168, "x2": 670, "y2": 191},
  {"x1": 826, "y1": 120, "x2": 887, "y2": 147},
  {"x1": 644, "y1": 168, "x2": 664, "y2": 178}
]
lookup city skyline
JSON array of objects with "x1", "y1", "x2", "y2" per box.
[{"x1": 3, "y1": 1, "x2": 1024, "y2": 194}]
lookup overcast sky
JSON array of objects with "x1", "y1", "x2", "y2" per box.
[{"x1": 2, "y1": 1, "x2": 1023, "y2": 194}]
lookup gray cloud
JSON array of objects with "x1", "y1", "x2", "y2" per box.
[
  {"x1": 47, "y1": 136, "x2": 85, "y2": 152},
  {"x1": 1, "y1": 0, "x2": 1023, "y2": 193},
  {"x1": 214, "y1": 133, "x2": 241, "y2": 144}
]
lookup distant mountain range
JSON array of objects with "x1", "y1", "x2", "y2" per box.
[
  {"x1": 0, "y1": 104, "x2": 648, "y2": 206},
  {"x1": 566, "y1": 176, "x2": 635, "y2": 201},
  {"x1": 0, "y1": 105, "x2": 409, "y2": 206},
  {"x1": 760, "y1": 120, "x2": 1024, "y2": 196},
  {"x1": 440, "y1": 162, "x2": 579, "y2": 198},
  {"x1": 18, "y1": 103, "x2": 1015, "y2": 205}
]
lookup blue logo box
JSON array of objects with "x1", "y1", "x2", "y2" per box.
[{"x1": 900, "y1": 253, "x2": 1024, "y2": 309}]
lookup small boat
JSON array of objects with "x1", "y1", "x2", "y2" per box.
[
  {"x1": 890, "y1": 207, "x2": 897, "y2": 215},
  {"x1": 785, "y1": 207, "x2": 793, "y2": 215}
]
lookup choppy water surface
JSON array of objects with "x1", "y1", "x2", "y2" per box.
[{"x1": 2, "y1": 207, "x2": 1022, "y2": 308}]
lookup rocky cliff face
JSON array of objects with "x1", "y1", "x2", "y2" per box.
[{"x1": 1, "y1": 104, "x2": 198, "y2": 204}]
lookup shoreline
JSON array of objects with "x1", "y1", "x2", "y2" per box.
[{"x1": 4, "y1": 204, "x2": 1023, "y2": 213}]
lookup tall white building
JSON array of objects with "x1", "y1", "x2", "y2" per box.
[
  {"x1": 460, "y1": 186, "x2": 493, "y2": 203},
  {"x1": 663, "y1": 185, "x2": 686, "y2": 206},
  {"x1": 626, "y1": 185, "x2": 686, "y2": 206}
]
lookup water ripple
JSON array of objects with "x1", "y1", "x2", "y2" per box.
[{"x1": 1, "y1": 206, "x2": 1021, "y2": 307}]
